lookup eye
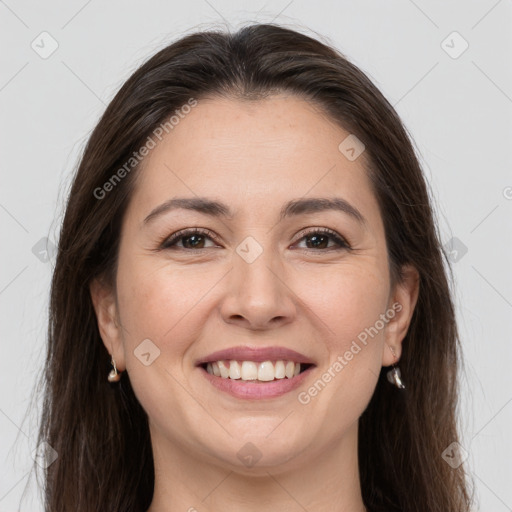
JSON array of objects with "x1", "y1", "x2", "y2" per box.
[
  {"x1": 159, "y1": 228, "x2": 219, "y2": 250},
  {"x1": 292, "y1": 227, "x2": 351, "y2": 252},
  {"x1": 159, "y1": 227, "x2": 351, "y2": 252}
]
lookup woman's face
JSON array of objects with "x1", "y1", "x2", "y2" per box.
[{"x1": 92, "y1": 94, "x2": 418, "y2": 473}]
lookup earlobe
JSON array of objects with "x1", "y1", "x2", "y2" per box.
[
  {"x1": 382, "y1": 264, "x2": 420, "y2": 367},
  {"x1": 89, "y1": 277, "x2": 125, "y2": 371}
]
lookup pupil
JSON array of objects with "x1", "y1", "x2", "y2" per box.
[
  {"x1": 184, "y1": 235, "x2": 204, "y2": 248},
  {"x1": 308, "y1": 234, "x2": 327, "y2": 249}
]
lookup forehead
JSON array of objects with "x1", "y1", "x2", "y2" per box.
[{"x1": 127, "y1": 94, "x2": 382, "y2": 230}]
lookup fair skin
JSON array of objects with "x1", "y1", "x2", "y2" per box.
[{"x1": 91, "y1": 94, "x2": 419, "y2": 512}]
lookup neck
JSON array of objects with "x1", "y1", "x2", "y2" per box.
[{"x1": 146, "y1": 420, "x2": 366, "y2": 512}]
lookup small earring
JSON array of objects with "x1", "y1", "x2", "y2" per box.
[
  {"x1": 387, "y1": 365, "x2": 405, "y2": 389},
  {"x1": 108, "y1": 355, "x2": 122, "y2": 382},
  {"x1": 386, "y1": 347, "x2": 405, "y2": 389}
]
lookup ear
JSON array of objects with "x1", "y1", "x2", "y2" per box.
[
  {"x1": 89, "y1": 276, "x2": 126, "y2": 371},
  {"x1": 382, "y1": 264, "x2": 420, "y2": 367}
]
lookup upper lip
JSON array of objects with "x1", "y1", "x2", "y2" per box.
[{"x1": 195, "y1": 346, "x2": 316, "y2": 366}]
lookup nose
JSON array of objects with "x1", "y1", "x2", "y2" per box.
[{"x1": 219, "y1": 242, "x2": 297, "y2": 331}]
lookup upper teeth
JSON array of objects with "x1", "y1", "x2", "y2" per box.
[{"x1": 205, "y1": 360, "x2": 302, "y2": 381}]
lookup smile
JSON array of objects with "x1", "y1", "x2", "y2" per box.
[
  {"x1": 203, "y1": 360, "x2": 313, "y2": 381},
  {"x1": 198, "y1": 360, "x2": 316, "y2": 400}
]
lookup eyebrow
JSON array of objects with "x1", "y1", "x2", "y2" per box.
[{"x1": 143, "y1": 196, "x2": 367, "y2": 227}]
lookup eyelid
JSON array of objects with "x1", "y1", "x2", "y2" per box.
[
  {"x1": 158, "y1": 227, "x2": 219, "y2": 249},
  {"x1": 158, "y1": 226, "x2": 351, "y2": 251},
  {"x1": 292, "y1": 226, "x2": 351, "y2": 250}
]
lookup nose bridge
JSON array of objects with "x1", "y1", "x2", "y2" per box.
[
  {"x1": 220, "y1": 230, "x2": 295, "y2": 328},
  {"x1": 234, "y1": 231, "x2": 282, "y2": 298}
]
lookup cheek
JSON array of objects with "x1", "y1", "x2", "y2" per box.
[
  {"x1": 115, "y1": 257, "x2": 215, "y2": 356},
  {"x1": 303, "y1": 261, "x2": 389, "y2": 341},
  {"x1": 114, "y1": 260, "x2": 210, "y2": 422},
  {"x1": 303, "y1": 263, "x2": 388, "y2": 396},
  {"x1": 117, "y1": 269, "x2": 170, "y2": 337},
  {"x1": 290, "y1": 265, "x2": 389, "y2": 440}
]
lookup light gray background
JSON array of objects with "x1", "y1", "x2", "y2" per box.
[{"x1": 1, "y1": 1, "x2": 511, "y2": 510}]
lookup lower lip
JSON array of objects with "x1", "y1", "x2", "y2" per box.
[{"x1": 198, "y1": 365, "x2": 315, "y2": 400}]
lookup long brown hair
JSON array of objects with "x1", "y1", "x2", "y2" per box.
[{"x1": 29, "y1": 23, "x2": 474, "y2": 511}]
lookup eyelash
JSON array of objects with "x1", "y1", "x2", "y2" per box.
[{"x1": 158, "y1": 227, "x2": 351, "y2": 252}]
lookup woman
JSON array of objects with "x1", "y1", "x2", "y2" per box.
[{"x1": 33, "y1": 23, "x2": 474, "y2": 511}]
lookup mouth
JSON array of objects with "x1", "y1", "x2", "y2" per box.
[
  {"x1": 198, "y1": 360, "x2": 315, "y2": 381},
  {"x1": 196, "y1": 359, "x2": 316, "y2": 400}
]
